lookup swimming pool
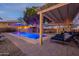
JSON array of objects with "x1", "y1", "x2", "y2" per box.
[{"x1": 13, "y1": 32, "x2": 46, "y2": 39}]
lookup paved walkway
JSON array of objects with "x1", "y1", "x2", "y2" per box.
[{"x1": 3, "y1": 33, "x2": 79, "y2": 56}]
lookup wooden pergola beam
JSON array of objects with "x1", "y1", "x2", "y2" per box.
[
  {"x1": 44, "y1": 14, "x2": 52, "y2": 20},
  {"x1": 57, "y1": 8, "x2": 64, "y2": 22},
  {"x1": 47, "y1": 11, "x2": 58, "y2": 22},
  {"x1": 44, "y1": 14, "x2": 55, "y2": 23},
  {"x1": 37, "y1": 3, "x2": 69, "y2": 14},
  {"x1": 50, "y1": 11, "x2": 60, "y2": 22}
]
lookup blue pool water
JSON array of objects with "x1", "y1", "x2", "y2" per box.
[{"x1": 13, "y1": 32, "x2": 46, "y2": 39}]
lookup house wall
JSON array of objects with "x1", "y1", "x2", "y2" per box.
[{"x1": 0, "y1": 22, "x2": 16, "y2": 28}]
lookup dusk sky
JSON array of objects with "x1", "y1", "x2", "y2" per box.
[{"x1": 0, "y1": 3, "x2": 45, "y2": 20}]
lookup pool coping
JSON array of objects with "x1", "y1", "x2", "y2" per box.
[{"x1": 5, "y1": 33, "x2": 48, "y2": 44}]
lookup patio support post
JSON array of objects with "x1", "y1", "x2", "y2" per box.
[
  {"x1": 39, "y1": 13, "x2": 43, "y2": 46},
  {"x1": 57, "y1": 24, "x2": 59, "y2": 34}
]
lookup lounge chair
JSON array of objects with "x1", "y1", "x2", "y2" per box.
[
  {"x1": 50, "y1": 33, "x2": 64, "y2": 41},
  {"x1": 50, "y1": 32, "x2": 74, "y2": 41},
  {"x1": 50, "y1": 31, "x2": 76, "y2": 42},
  {"x1": 50, "y1": 32, "x2": 79, "y2": 47}
]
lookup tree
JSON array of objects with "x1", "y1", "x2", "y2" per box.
[
  {"x1": 23, "y1": 6, "x2": 52, "y2": 25},
  {"x1": 23, "y1": 7, "x2": 38, "y2": 25},
  {"x1": 26, "y1": 7, "x2": 37, "y2": 16}
]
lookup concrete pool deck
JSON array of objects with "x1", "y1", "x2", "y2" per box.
[
  {"x1": 4, "y1": 33, "x2": 48, "y2": 44},
  {"x1": 2, "y1": 33, "x2": 79, "y2": 56}
]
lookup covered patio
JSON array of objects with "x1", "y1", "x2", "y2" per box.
[{"x1": 37, "y1": 3, "x2": 79, "y2": 46}]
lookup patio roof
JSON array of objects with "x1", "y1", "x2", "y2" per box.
[
  {"x1": 37, "y1": 3, "x2": 58, "y2": 12},
  {"x1": 37, "y1": 3, "x2": 79, "y2": 46},
  {"x1": 37, "y1": 3, "x2": 79, "y2": 24},
  {"x1": 37, "y1": 3, "x2": 68, "y2": 14}
]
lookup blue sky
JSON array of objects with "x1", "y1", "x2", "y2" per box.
[{"x1": 0, "y1": 3, "x2": 45, "y2": 20}]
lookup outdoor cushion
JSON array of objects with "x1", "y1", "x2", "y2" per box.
[{"x1": 51, "y1": 34, "x2": 64, "y2": 41}]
